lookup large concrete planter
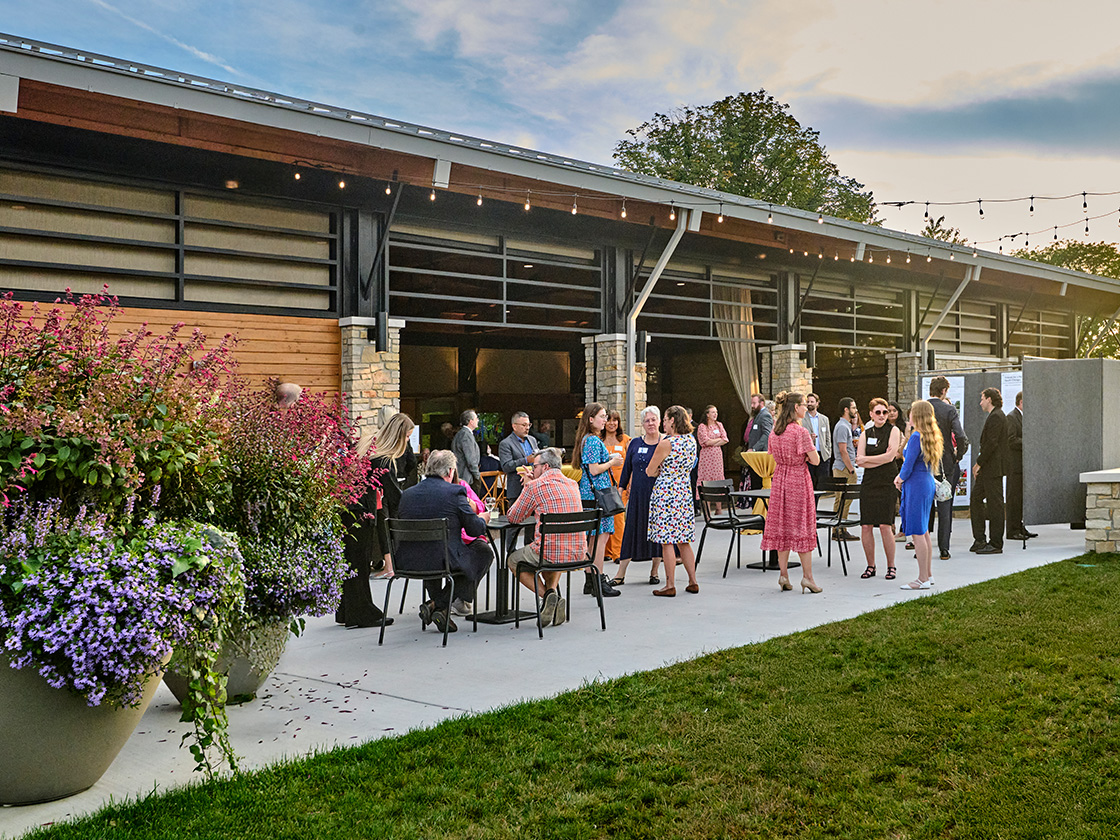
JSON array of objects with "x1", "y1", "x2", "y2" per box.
[
  {"x1": 163, "y1": 619, "x2": 288, "y2": 705},
  {"x1": 0, "y1": 655, "x2": 165, "y2": 805}
]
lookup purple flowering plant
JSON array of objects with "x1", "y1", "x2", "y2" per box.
[{"x1": 204, "y1": 383, "x2": 371, "y2": 629}]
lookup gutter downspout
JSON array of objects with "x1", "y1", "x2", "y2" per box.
[
  {"x1": 921, "y1": 264, "x2": 980, "y2": 367},
  {"x1": 625, "y1": 208, "x2": 694, "y2": 428}
]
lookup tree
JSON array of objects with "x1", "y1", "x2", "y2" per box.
[
  {"x1": 613, "y1": 90, "x2": 879, "y2": 224},
  {"x1": 1013, "y1": 240, "x2": 1120, "y2": 358},
  {"x1": 921, "y1": 215, "x2": 968, "y2": 245}
]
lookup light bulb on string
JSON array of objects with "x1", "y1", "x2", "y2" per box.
[
  {"x1": 525, "y1": 191, "x2": 532, "y2": 212},
  {"x1": 477, "y1": 193, "x2": 483, "y2": 206},
  {"x1": 850, "y1": 254, "x2": 856, "y2": 262},
  {"x1": 818, "y1": 250, "x2": 824, "y2": 259},
  {"x1": 1085, "y1": 219, "x2": 1090, "y2": 236},
  {"x1": 886, "y1": 253, "x2": 891, "y2": 264},
  {"x1": 972, "y1": 247, "x2": 978, "y2": 257},
  {"x1": 868, "y1": 252, "x2": 873, "y2": 264},
  {"x1": 385, "y1": 183, "x2": 392, "y2": 195},
  {"x1": 430, "y1": 188, "x2": 436, "y2": 201},
  {"x1": 950, "y1": 252, "x2": 955, "y2": 260},
  {"x1": 1029, "y1": 196, "x2": 1034, "y2": 215},
  {"x1": 338, "y1": 180, "x2": 346, "y2": 189},
  {"x1": 817, "y1": 212, "x2": 824, "y2": 224},
  {"x1": 926, "y1": 251, "x2": 932, "y2": 262},
  {"x1": 924, "y1": 202, "x2": 929, "y2": 220},
  {"x1": 1083, "y1": 192, "x2": 1088, "y2": 213},
  {"x1": 571, "y1": 196, "x2": 578, "y2": 215},
  {"x1": 1053, "y1": 226, "x2": 1058, "y2": 241},
  {"x1": 834, "y1": 251, "x2": 839, "y2": 261},
  {"x1": 717, "y1": 203, "x2": 724, "y2": 223},
  {"x1": 998, "y1": 238, "x2": 1003, "y2": 254},
  {"x1": 766, "y1": 204, "x2": 773, "y2": 223},
  {"x1": 620, "y1": 199, "x2": 627, "y2": 219},
  {"x1": 906, "y1": 250, "x2": 911, "y2": 263},
  {"x1": 669, "y1": 202, "x2": 676, "y2": 222},
  {"x1": 978, "y1": 199, "x2": 984, "y2": 218},
  {"x1": 293, "y1": 171, "x2": 301, "y2": 181}
]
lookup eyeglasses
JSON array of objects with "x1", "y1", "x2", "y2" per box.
[{"x1": 871, "y1": 409, "x2": 888, "y2": 416}]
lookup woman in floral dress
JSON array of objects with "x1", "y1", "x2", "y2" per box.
[
  {"x1": 760, "y1": 391, "x2": 822, "y2": 593},
  {"x1": 647, "y1": 405, "x2": 699, "y2": 597},
  {"x1": 696, "y1": 404, "x2": 729, "y2": 512}
]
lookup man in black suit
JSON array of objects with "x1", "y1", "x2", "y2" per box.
[
  {"x1": 927, "y1": 376, "x2": 969, "y2": 559},
  {"x1": 970, "y1": 387, "x2": 1008, "y2": 555},
  {"x1": 396, "y1": 450, "x2": 494, "y2": 634},
  {"x1": 1005, "y1": 391, "x2": 1037, "y2": 541}
]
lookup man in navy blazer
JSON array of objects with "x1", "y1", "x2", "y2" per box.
[
  {"x1": 396, "y1": 450, "x2": 494, "y2": 633},
  {"x1": 970, "y1": 388, "x2": 1008, "y2": 555}
]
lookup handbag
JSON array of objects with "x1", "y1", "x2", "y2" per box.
[
  {"x1": 593, "y1": 470, "x2": 626, "y2": 516},
  {"x1": 934, "y1": 470, "x2": 953, "y2": 503}
]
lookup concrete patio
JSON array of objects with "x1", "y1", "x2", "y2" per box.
[{"x1": 1, "y1": 521, "x2": 1086, "y2": 838}]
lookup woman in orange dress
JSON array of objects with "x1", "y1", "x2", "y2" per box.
[{"x1": 602, "y1": 410, "x2": 631, "y2": 564}]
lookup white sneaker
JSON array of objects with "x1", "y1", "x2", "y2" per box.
[{"x1": 450, "y1": 598, "x2": 473, "y2": 616}]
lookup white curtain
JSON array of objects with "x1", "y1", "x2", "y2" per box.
[{"x1": 713, "y1": 283, "x2": 759, "y2": 413}]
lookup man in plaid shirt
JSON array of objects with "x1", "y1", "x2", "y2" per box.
[{"x1": 506, "y1": 447, "x2": 585, "y2": 627}]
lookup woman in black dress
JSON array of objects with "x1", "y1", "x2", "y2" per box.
[
  {"x1": 856, "y1": 398, "x2": 902, "y2": 580},
  {"x1": 614, "y1": 406, "x2": 664, "y2": 585},
  {"x1": 369, "y1": 412, "x2": 416, "y2": 578},
  {"x1": 336, "y1": 435, "x2": 395, "y2": 628}
]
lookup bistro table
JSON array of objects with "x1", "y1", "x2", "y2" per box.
[
  {"x1": 730, "y1": 488, "x2": 829, "y2": 570},
  {"x1": 739, "y1": 451, "x2": 775, "y2": 516},
  {"x1": 473, "y1": 515, "x2": 537, "y2": 625}
]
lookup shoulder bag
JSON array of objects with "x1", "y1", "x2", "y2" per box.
[{"x1": 593, "y1": 469, "x2": 626, "y2": 516}]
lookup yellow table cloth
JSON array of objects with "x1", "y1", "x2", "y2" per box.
[{"x1": 740, "y1": 450, "x2": 776, "y2": 518}]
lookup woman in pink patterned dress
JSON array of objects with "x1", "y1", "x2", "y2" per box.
[
  {"x1": 696, "y1": 404, "x2": 729, "y2": 513},
  {"x1": 760, "y1": 391, "x2": 822, "y2": 594}
]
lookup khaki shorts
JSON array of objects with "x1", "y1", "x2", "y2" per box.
[{"x1": 507, "y1": 544, "x2": 541, "y2": 573}]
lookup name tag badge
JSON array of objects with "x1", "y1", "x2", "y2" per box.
[
  {"x1": 867, "y1": 437, "x2": 877, "y2": 446},
  {"x1": 638, "y1": 447, "x2": 648, "y2": 454}
]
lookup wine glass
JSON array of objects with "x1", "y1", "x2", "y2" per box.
[{"x1": 484, "y1": 496, "x2": 498, "y2": 516}]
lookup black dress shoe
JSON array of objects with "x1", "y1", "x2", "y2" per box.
[
  {"x1": 976, "y1": 544, "x2": 1003, "y2": 555},
  {"x1": 348, "y1": 615, "x2": 394, "y2": 629},
  {"x1": 1025, "y1": 530, "x2": 1039, "y2": 538},
  {"x1": 968, "y1": 541, "x2": 988, "y2": 552},
  {"x1": 939, "y1": 550, "x2": 951, "y2": 560},
  {"x1": 1007, "y1": 531, "x2": 1029, "y2": 541}
]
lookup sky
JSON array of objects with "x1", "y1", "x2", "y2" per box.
[{"x1": 4, "y1": 0, "x2": 1120, "y2": 249}]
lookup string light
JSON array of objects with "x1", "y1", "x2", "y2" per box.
[
  {"x1": 571, "y1": 196, "x2": 578, "y2": 215},
  {"x1": 850, "y1": 254, "x2": 856, "y2": 262},
  {"x1": 1085, "y1": 219, "x2": 1090, "y2": 236},
  {"x1": 924, "y1": 202, "x2": 929, "y2": 220},
  {"x1": 293, "y1": 171, "x2": 301, "y2": 181},
  {"x1": 669, "y1": 202, "x2": 676, "y2": 221},
  {"x1": 338, "y1": 180, "x2": 346, "y2": 189},
  {"x1": 817, "y1": 212, "x2": 824, "y2": 224},
  {"x1": 385, "y1": 183, "x2": 392, "y2": 195},
  {"x1": 868, "y1": 252, "x2": 873, "y2": 263},
  {"x1": 906, "y1": 250, "x2": 911, "y2": 263},
  {"x1": 818, "y1": 250, "x2": 824, "y2": 259},
  {"x1": 972, "y1": 247, "x2": 978, "y2": 257},
  {"x1": 834, "y1": 251, "x2": 839, "y2": 260},
  {"x1": 620, "y1": 198, "x2": 626, "y2": 219},
  {"x1": 477, "y1": 193, "x2": 483, "y2": 206},
  {"x1": 1029, "y1": 196, "x2": 1034, "y2": 215},
  {"x1": 430, "y1": 188, "x2": 436, "y2": 201},
  {"x1": 767, "y1": 204, "x2": 773, "y2": 223},
  {"x1": 1053, "y1": 226, "x2": 1058, "y2": 240},
  {"x1": 926, "y1": 251, "x2": 932, "y2": 262},
  {"x1": 885, "y1": 253, "x2": 891, "y2": 264},
  {"x1": 1083, "y1": 192, "x2": 1088, "y2": 213},
  {"x1": 717, "y1": 203, "x2": 724, "y2": 223},
  {"x1": 525, "y1": 191, "x2": 532, "y2": 211},
  {"x1": 978, "y1": 199, "x2": 984, "y2": 218}
]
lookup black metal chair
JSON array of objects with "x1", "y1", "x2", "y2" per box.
[
  {"x1": 697, "y1": 482, "x2": 766, "y2": 577},
  {"x1": 513, "y1": 508, "x2": 606, "y2": 639},
  {"x1": 381, "y1": 517, "x2": 474, "y2": 647},
  {"x1": 815, "y1": 482, "x2": 859, "y2": 576}
]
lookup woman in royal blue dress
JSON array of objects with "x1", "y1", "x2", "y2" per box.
[
  {"x1": 573, "y1": 402, "x2": 623, "y2": 598},
  {"x1": 613, "y1": 405, "x2": 664, "y2": 586},
  {"x1": 894, "y1": 399, "x2": 944, "y2": 591}
]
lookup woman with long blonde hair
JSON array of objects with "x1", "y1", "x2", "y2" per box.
[
  {"x1": 369, "y1": 412, "x2": 416, "y2": 579},
  {"x1": 894, "y1": 400, "x2": 944, "y2": 590}
]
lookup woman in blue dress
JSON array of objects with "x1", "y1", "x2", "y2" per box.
[
  {"x1": 894, "y1": 399, "x2": 944, "y2": 591},
  {"x1": 613, "y1": 405, "x2": 664, "y2": 586},
  {"x1": 574, "y1": 402, "x2": 623, "y2": 598}
]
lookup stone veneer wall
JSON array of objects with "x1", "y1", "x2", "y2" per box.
[
  {"x1": 1082, "y1": 470, "x2": 1120, "y2": 553},
  {"x1": 762, "y1": 344, "x2": 811, "y2": 398},
  {"x1": 339, "y1": 316, "x2": 404, "y2": 436},
  {"x1": 582, "y1": 334, "x2": 647, "y2": 431}
]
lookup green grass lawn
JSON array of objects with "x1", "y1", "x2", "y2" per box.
[{"x1": 25, "y1": 554, "x2": 1120, "y2": 840}]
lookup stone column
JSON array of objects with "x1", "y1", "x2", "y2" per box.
[
  {"x1": 1081, "y1": 470, "x2": 1120, "y2": 553},
  {"x1": 889, "y1": 352, "x2": 922, "y2": 406},
  {"x1": 339, "y1": 316, "x2": 404, "y2": 436},
  {"x1": 582, "y1": 334, "x2": 647, "y2": 430},
  {"x1": 764, "y1": 344, "x2": 811, "y2": 398}
]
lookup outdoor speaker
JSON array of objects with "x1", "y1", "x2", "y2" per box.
[
  {"x1": 926, "y1": 348, "x2": 936, "y2": 371},
  {"x1": 805, "y1": 340, "x2": 816, "y2": 369},
  {"x1": 635, "y1": 330, "x2": 648, "y2": 363}
]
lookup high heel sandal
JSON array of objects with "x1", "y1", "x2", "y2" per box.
[
  {"x1": 800, "y1": 578, "x2": 822, "y2": 594},
  {"x1": 777, "y1": 575, "x2": 793, "y2": 591},
  {"x1": 884, "y1": 566, "x2": 897, "y2": 580},
  {"x1": 860, "y1": 565, "x2": 876, "y2": 579}
]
